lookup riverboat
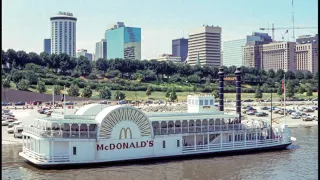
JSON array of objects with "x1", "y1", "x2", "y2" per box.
[{"x1": 19, "y1": 68, "x2": 293, "y2": 168}]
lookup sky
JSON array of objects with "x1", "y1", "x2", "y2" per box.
[{"x1": 2, "y1": 0, "x2": 318, "y2": 60}]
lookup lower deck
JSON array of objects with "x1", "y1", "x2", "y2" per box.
[{"x1": 20, "y1": 127, "x2": 291, "y2": 166}]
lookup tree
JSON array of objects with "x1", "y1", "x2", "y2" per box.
[
  {"x1": 298, "y1": 86, "x2": 305, "y2": 94},
  {"x1": 24, "y1": 70, "x2": 38, "y2": 85},
  {"x1": 95, "y1": 58, "x2": 108, "y2": 72},
  {"x1": 285, "y1": 80, "x2": 295, "y2": 98},
  {"x1": 285, "y1": 70, "x2": 295, "y2": 80},
  {"x1": 25, "y1": 63, "x2": 44, "y2": 74},
  {"x1": 37, "y1": 81, "x2": 46, "y2": 93},
  {"x1": 212, "y1": 89, "x2": 219, "y2": 98},
  {"x1": 16, "y1": 79, "x2": 30, "y2": 91},
  {"x1": 53, "y1": 85, "x2": 63, "y2": 95},
  {"x1": 76, "y1": 56, "x2": 92, "y2": 75},
  {"x1": 11, "y1": 70, "x2": 23, "y2": 83},
  {"x1": 67, "y1": 84, "x2": 80, "y2": 96},
  {"x1": 255, "y1": 85, "x2": 263, "y2": 98},
  {"x1": 304, "y1": 71, "x2": 313, "y2": 79},
  {"x1": 114, "y1": 90, "x2": 126, "y2": 100},
  {"x1": 81, "y1": 85, "x2": 92, "y2": 98},
  {"x1": 314, "y1": 72, "x2": 319, "y2": 80},
  {"x1": 277, "y1": 84, "x2": 283, "y2": 96},
  {"x1": 306, "y1": 86, "x2": 313, "y2": 98},
  {"x1": 16, "y1": 50, "x2": 29, "y2": 68},
  {"x1": 295, "y1": 71, "x2": 305, "y2": 80},
  {"x1": 276, "y1": 69, "x2": 285, "y2": 81},
  {"x1": 169, "y1": 87, "x2": 177, "y2": 102},
  {"x1": 146, "y1": 85, "x2": 152, "y2": 96},
  {"x1": 165, "y1": 88, "x2": 171, "y2": 99},
  {"x1": 99, "y1": 86, "x2": 112, "y2": 99},
  {"x1": 2, "y1": 76, "x2": 11, "y2": 88},
  {"x1": 267, "y1": 69, "x2": 276, "y2": 79},
  {"x1": 6, "y1": 49, "x2": 17, "y2": 67}
]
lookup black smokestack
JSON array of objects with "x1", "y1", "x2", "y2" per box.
[
  {"x1": 234, "y1": 67, "x2": 242, "y2": 121},
  {"x1": 218, "y1": 68, "x2": 225, "y2": 111}
]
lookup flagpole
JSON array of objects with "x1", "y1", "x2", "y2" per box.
[{"x1": 284, "y1": 74, "x2": 286, "y2": 126}]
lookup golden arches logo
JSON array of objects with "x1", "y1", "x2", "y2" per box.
[{"x1": 119, "y1": 128, "x2": 132, "y2": 139}]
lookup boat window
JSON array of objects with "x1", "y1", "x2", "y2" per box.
[
  {"x1": 205, "y1": 100, "x2": 208, "y2": 105},
  {"x1": 177, "y1": 140, "x2": 180, "y2": 147},
  {"x1": 188, "y1": 99, "x2": 191, "y2": 104},
  {"x1": 162, "y1": 141, "x2": 166, "y2": 148},
  {"x1": 228, "y1": 135, "x2": 232, "y2": 142},
  {"x1": 200, "y1": 100, "x2": 203, "y2": 105},
  {"x1": 73, "y1": 147, "x2": 76, "y2": 155},
  {"x1": 210, "y1": 100, "x2": 214, "y2": 105},
  {"x1": 235, "y1": 135, "x2": 237, "y2": 141},
  {"x1": 192, "y1": 99, "x2": 195, "y2": 105},
  {"x1": 195, "y1": 99, "x2": 198, "y2": 105}
]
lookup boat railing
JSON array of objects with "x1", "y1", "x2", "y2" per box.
[
  {"x1": 23, "y1": 126, "x2": 97, "y2": 139},
  {"x1": 181, "y1": 138, "x2": 287, "y2": 153},
  {"x1": 153, "y1": 124, "x2": 260, "y2": 136},
  {"x1": 22, "y1": 147, "x2": 70, "y2": 163}
]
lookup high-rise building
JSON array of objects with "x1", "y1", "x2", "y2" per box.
[
  {"x1": 187, "y1": 25, "x2": 221, "y2": 66},
  {"x1": 43, "y1": 39, "x2": 51, "y2": 54},
  {"x1": 172, "y1": 38, "x2": 188, "y2": 62},
  {"x1": 222, "y1": 39, "x2": 246, "y2": 67},
  {"x1": 153, "y1": 54, "x2": 181, "y2": 63},
  {"x1": 76, "y1": 49, "x2": 93, "y2": 61},
  {"x1": 95, "y1": 39, "x2": 107, "y2": 60},
  {"x1": 50, "y1": 11, "x2": 77, "y2": 57},
  {"x1": 261, "y1": 42, "x2": 296, "y2": 72},
  {"x1": 296, "y1": 34, "x2": 318, "y2": 44},
  {"x1": 243, "y1": 32, "x2": 272, "y2": 68},
  {"x1": 106, "y1": 22, "x2": 141, "y2": 60},
  {"x1": 296, "y1": 43, "x2": 318, "y2": 73}
]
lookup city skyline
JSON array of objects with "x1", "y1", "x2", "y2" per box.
[{"x1": 2, "y1": 0, "x2": 318, "y2": 60}]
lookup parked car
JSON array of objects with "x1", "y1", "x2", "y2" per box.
[
  {"x1": 65, "y1": 101, "x2": 75, "y2": 105},
  {"x1": 117, "y1": 100, "x2": 127, "y2": 105},
  {"x1": 303, "y1": 108, "x2": 314, "y2": 112},
  {"x1": 14, "y1": 101, "x2": 25, "y2": 106},
  {"x1": 244, "y1": 99, "x2": 254, "y2": 102},
  {"x1": 144, "y1": 100, "x2": 153, "y2": 104},
  {"x1": 256, "y1": 112, "x2": 268, "y2": 117},
  {"x1": 32, "y1": 101, "x2": 42, "y2": 105},
  {"x1": 99, "y1": 100, "x2": 110, "y2": 104},
  {"x1": 291, "y1": 114, "x2": 301, "y2": 119},
  {"x1": 260, "y1": 106, "x2": 269, "y2": 110},
  {"x1": 303, "y1": 116, "x2": 314, "y2": 121},
  {"x1": 312, "y1": 106, "x2": 318, "y2": 110},
  {"x1": 247, "y1": 111, "x2": 255, "y2": 115},
  {"x1": 38, "y1": 108, "x2": 49, "y2": 114},
  {"x1": 2, "y1": 101, "x2": 10, "y2": 106},
  {"x1": 14, "y1": 125, "x2": 23, "y2": 138}
]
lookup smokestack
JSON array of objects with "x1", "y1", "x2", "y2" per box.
[
  {"x1": 218, "y1": 68, "x2": 225, "y2": 111},
  {"x1": 234, "y1": 67, "x2": 242, "y2": 121}
]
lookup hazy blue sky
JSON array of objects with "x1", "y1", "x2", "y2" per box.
[{"x1": 2, "y1": 0, "x2": 318, "y2": 59}]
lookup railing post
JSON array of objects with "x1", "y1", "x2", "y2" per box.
[{"x1": 69, "y1": 123, "x2": 72, "y2": 138}]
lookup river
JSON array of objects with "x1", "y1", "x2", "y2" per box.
[{"x1": 2, "y1": 126, "x2": 318, "y2": 180}]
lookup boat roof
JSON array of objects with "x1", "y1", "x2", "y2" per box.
[{"x1": 149, "y1": 114, "x2": 237, "y2": 122}]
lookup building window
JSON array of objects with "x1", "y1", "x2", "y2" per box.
[
  {"x1": 73, "y1": 147, "x2": 76, "y2": 155},
  {"x1": 205, "y1": 100, "x2": 208, "y2": 105},
  {"x1": 163, "y1": 141, "x2": 166, "y2": 148},
  {"x1": 177, "y1": 140, "x2": 180, "y2": 147}
]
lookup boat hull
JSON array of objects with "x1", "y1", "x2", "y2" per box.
[{"x1": 20, "y1": 142, "x2": 291, "y2": 169}]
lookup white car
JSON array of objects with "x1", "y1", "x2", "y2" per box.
[
  {"x1": 291, "y1": 114, "x2": 300, "y2": 119},
  {"x1": 2, "y1": 121, "x2": 9, "y2": 126},
  {"x1": 7, "y1": 127, "x2": 14, "y2": 134},
  {"x1": 14, "y1": 125, "x2": 23, "y2": 138}
]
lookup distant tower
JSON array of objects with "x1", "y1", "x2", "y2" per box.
[{"x1": 50, "y1": 11, "x2": 77, "y2": 57}]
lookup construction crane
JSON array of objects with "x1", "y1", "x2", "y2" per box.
[{"x1": 259, "y1": 23, "x2": 318, "y2": 41}]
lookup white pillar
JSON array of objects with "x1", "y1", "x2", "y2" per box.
[
  {"x1": 200, "y1": 120, "x2": 202, "y2": 133},
  {"x1": 207, "y1": 120, "x2": 209, "y2": 132},
  {"x1": 202, "y1": 135, "x2": 204, "y2": 145},
  {"x1": 207, "y1": 133, "x2": 210, "y2": 149},
  {"x1": 78, "y1": 124, "x2": 81, "y2": 138},
  {"x1": 87, "y1": 124, "x2": 90, "y2": 138},
  {"x1": 244, "y1": 130, "x2": 247, "y2": 146},
  {"x1": 50, "y1": 122, "x2": 53, "y2": 137},
  {"x1": 59, "y1": 124, "x2": 62, "y2": 137},
  {"x1": 69, "y1": 123, "x2": 72, "y2": 137},
  {"x1": 213, "y1": 119, "x2": 215, "y2": 131},
  {"x1": 220, "y1": 133, "x2": 222, "y2": 147},
  {"x1": 232, "y1": 131, "x2": 235, "y2": 148},
  {"x1": 173, "y1": 121, "x2": 175, "y2": 134},
  {"x1": 181, "y1": 121, "x2": 182, "y2": 133},
  {"x1": 159, "y1": 121, "x2": 162, "y2": 135},
  {"x1": 194, "y1": 135, "x2": 196, "y2": 150},
  {"x1": 255, "y1": 126, "x2": 258, "y2": 146},
  {"x1": 233, "y1": 119, "x2": 235, "y2": 130},
  {"x1": 188, "y1": 120, "x2": 189, "y2": 133},
  {"x1": 167, "y1": 122, "x2": 168, "y2": 135}
]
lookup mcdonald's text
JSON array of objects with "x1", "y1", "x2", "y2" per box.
[{"x1": 97, "y1": 140, "x2": 154, "y2": 151}]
